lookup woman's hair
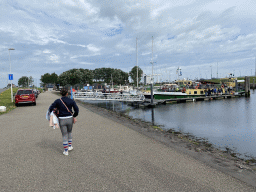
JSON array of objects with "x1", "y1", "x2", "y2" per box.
[{"x1": 60, "y1": 89, "x2": 68, "y2": 96}]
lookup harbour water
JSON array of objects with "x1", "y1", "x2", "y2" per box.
[{"x1": 82, "y1": 90, "x2": 256, "y2": 159}]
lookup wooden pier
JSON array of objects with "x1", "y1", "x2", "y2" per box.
[
  {"x1": 129, "y1": 93, "x2": 245, "y2": 108},
  {"x1": 164, "y1": 94, "x2": 243, "y2": 104}
]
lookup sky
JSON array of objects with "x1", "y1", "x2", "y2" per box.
[{"x1": 1, "y1": 0, "x2": 256, "y2": 88}]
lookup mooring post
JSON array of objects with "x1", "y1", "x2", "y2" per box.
[
  {"x1": 245, "y1": 76, "x2": 250, "y2": 97},
  {"x1": 150, "y1": 83, "x2": 153, "y2": 104},
  {"x1": 245, "y1": 76, "x2": 248, "y2": 97},
  {"x1": 248, "y1": 76, "x2": 251, "y2": 96},
  {"x1": 235, "y1": 79, "x2": 238, "y2": 92},
  {"x1": 151, "y1": 108, "x2": 155, "y2": 125}
]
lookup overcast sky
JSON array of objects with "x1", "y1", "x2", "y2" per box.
[{"x1": 1, "y1": 0, "x2": 256, "y2": 88}]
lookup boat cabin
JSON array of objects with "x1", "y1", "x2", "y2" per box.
[
  {"x1": 175, "y1": 80, "x2": 193, "y2": 87},
  {"x1": 220, "y1": 77, "x2": 237, "y2": 88},
  {"x1": 185, "y1": 88, "x2": 205, "y2": 96}
]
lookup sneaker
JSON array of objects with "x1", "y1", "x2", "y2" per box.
[
  {"x1": 68, "y1": 146, "x2": 73, "y2": 151},
  {"x1": 63, "y1": 150, "x2": 69, "y2": 156}
]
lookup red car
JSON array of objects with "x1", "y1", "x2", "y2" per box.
[{"x1": 15, "y1": 89, "x2": 36, "y2": 106}]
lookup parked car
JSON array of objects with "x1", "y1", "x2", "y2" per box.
[
  {"x1": 15, "y1": 89, "x2": 36, "y2": 106},
  {"x1": 33, "y1": 90, "x2": 38, "y2": 98}
]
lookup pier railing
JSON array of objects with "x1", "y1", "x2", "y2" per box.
[{"x1": 73, "y1": 92, "x2": 145, "y2": 102}]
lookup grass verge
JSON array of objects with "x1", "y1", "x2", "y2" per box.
[{"x1": 0, "y1": 88, "x2": 19, "y2": 115}]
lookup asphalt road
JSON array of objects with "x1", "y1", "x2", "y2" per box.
[{"x1": 0, "y1": 91, "x2": 255, "y2": 191}]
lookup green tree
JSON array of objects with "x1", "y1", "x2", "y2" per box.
[
  {"x1": 120, "y1": 70, "x2": 129, "y2": 85},
  {"x1": 80, "y1": 68, "x2": 94, "y2": 84},
  {"x1": 40, "y1": 73, "x2": 51, "y2": 85},
  {"x1": 129, "y1": 66, "x2": 143, "y2": 86},
  {"x1": 112, "y1": 69, "x2": 129, "y2": 85},
  {"x1": 57, "y1": 67, "x2": 129, "y2": 86},
  {"x1": 28, "y1": 76, "x2": 34, "y2": 87},
  {"x1": 40, "y1": 73, "x2": 58, "y2": 86},
  {"x1": 92, "y1": 68, "x2": 128, "y2": 85},
  {"x1": 18, "y1": 76, "x2": 29, "y2": 87},
  {"x1": 93, "y1": 68, "x2": 104, "y2": 82},
  {"x1": 58, "y1": 69, "x2": 83, "y2": 86},
  {"x1": 102, "y1": 68, "x2": 113, "y2": 84},
  {"x1": 51, "y1": 73, "x2": 58, "y2": 84}
]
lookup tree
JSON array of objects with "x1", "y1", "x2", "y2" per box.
[
  {"x1": 79, "y1": 68, "x2": 94, "y2": 84},
  {"x1": 18, "y1": 76, "x2": 29, "y2": 87},
  {"x1": 51, "y1": 73, "x2": 58, "y2": 84},
  {"x1": 93, "y1": 68, "x2": 104, "y2": 82},
  {"x1": 129, "y1": 66, "x2": 143, "y2": 86},
  {"x1": 58, "y1": 69, "x2": 83, "y2": 86},
  {"x1": 112, "y1": 69, "x2": 129, "y2": 85},
  {"x1": 120, "y1": 70, "x2": 129, "y2": 85},
  {"x1": 40, "y1": 73, "x2": 58, "y2": 86},
  {"x1": 101, "y1": 68, "x2": 113, "y2": 84},
  {"x1": 57, "y1": 67, "x2": 129, "y2": 86},
  {"x1": 28, "y1": 76, "x2": 34, "y2": 87}
]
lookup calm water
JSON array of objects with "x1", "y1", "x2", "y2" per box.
[{"x1": 82, "y1": 90, "x2": 256, "y2": 159}]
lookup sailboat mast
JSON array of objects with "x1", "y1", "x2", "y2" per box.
[
  {"x1": 136, "y1": 37, "x2": 138, "y2": 88},
  {"x1": 255, "y1": 57, "x2": 256, "y2": 76},
  {"x1": 152, "y1": 36, "x2": 153, "y2": 84}
]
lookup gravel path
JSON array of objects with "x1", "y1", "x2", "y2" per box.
[{"x1": 0, "y1": 91, "x2": 255, "y2": 191}]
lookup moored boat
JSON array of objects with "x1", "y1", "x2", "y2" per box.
[{"x1": 143, "y1": 79, "x2": 209, "y2": 99}]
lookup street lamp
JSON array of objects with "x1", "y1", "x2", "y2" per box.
[{"x1": 8, "y1": 48, "x2": 15, "y2": 102}]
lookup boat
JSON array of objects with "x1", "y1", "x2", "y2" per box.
[
  {"x1": 143, "y1": 79, "x2": 207, "y2": 99},
  {"x1": 220, "y1": 77, "x2": 237, "y2": 89},
  {"x1": 146, "y1": 88, "x2": 206, "y2": 99}
]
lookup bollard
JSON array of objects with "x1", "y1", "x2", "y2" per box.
[
  {"x1": 245, "y1": 76, "x2": 250, "y2": 97},
  {"x1": 235, "y1": 80, "x2": 238, "y2": 92},
  {"x1": 245, "y1": 76, "x2": 248, "y2": 97},
  {"x1": 248, "y1": 76, "x2": 250, "y2": 96},
  {"x1": 150, "y1": 84, "x2": 153, "y2": 104}
]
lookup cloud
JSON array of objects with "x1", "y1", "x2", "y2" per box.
[
  {"x1": 87, "y1": 44, "x2": 101, "y2": 52},
  {"x1": 78, "y1": 62, "x2": 94, "y2": 65},
  {"x1": 1, "y1": 0, "x2": 256, "y2": 88},
  {"x1": 43, "y1": 49, "x2": 51, "y2": 53},
  {"x1": 49, "y1": 54, "x2": 59, "y2": 62}
]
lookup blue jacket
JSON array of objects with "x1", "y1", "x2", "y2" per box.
[{"x1": 49, "y1": 97, "x2": 79, "y2": 117}]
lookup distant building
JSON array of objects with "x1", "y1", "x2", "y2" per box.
[
  {"x1": 45, "y1": 83, "x2": 55, "y2": 91},
  {"x1": 144, "y1": 75, "x2": 151, "y2": 85}
]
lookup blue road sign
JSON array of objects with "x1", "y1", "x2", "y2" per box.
[{"x1": 9, "y1": 74, "x2": 13, "y2": 80}]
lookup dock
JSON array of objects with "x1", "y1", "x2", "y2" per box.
[
  {"x1": 165, "y1": 93, "x2": 243, "y2": 103},
  {"x1": 73, "y1": 91, "x2": 246, "y2": 108},
  {"x1": 130, "y1": 93, "x2": 244, "y2": 108}
]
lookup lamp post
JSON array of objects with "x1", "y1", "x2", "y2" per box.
[{"x1": 8, "y1": 48, "x2": 15, "y2": 102}]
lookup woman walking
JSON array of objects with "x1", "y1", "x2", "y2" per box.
[{"x1": 49, "y1": 88, "x2": 79, "y2": 156}]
